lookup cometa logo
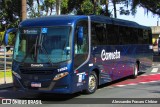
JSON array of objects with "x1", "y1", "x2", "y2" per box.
[
  {"x1": 31, "y1": 64, "x2": 44, "y2": 67},
  {"x1": 101, "y1": 49, "x2": 120, "y2": 61}
]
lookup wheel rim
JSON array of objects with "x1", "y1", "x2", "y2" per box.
[
  {"x1": 88, "y1": 75, "x2": 96, "y2": 92},
  {"x1": 134, "y1": 65, "x2": 138, "y2": 76}
]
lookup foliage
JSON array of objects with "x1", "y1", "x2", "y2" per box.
[
  {"x1": 27, "y1": 0, "x2": 39, "y2": 18},
  {"x1": 67, "y1": 0, "x2": 85, "y2": 14},
  {"x1": 100, "y1": 0, "x2": 130, "y2": 17},
  {"x1": 131, "y1": 0, "x2": 160, "y2": 16},
  {"x1": 0, "y1": 31, "x2": 15, "y2": 46},
  {"x1": 81, "y1": 0, "x2": 94, "y2": 15},
  {"x1": 67, "y1": 0, "x2": 103, "y2": 15},
  {"x1": 0, "y1": 0, "x2": 20, "y2": 31},
  {"x1": 8, "y1": 33, "x2": 16, "y2": 46},
  {"x1": 41, "y1": 0, "x2": 56, "y2": 16},
  {"x1": 61, "y1": 0, "x2": 69, "y2": 14},
  {"x1": 0, "y1": 32, "x2": 4, "y2": 46}
]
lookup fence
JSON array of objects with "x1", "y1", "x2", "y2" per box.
[{"x1": 0, "y1": 46, "x2": 13, "y2": 84}]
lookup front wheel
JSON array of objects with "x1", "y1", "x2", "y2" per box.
[{"x1": 84, "y1": 71, "x2": 98, "y2": 94}]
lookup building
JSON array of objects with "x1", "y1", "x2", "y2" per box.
[{"x1": 151, "y1": 26, "x2": 160, "y2": 52}]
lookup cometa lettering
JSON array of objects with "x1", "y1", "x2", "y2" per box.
[
  {"x1": 101, "y1": 49, "x2": 120, "y2": 61},
  {"x1": 31, "y1": 64, "x2": 44, "y2": 67}
]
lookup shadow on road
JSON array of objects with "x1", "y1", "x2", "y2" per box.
[
  {"x1": 98, "y1": 72, "x2": 146, "y2": 89},
  {"x1": 0, "y1": 88, "x2": 82, "y2": 101},
  {"x1": 33, "y1": 92, "x2": 82, "y2": 101}
]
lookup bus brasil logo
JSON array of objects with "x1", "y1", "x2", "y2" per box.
[{"x1": 101, "y1": 49, "x2": 120, "y2": 61}]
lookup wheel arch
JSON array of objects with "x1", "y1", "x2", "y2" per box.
[
  {"x1": 90, "y1": 67, "x2": 100, "y2": 85},
  {"x1": 136, "y1": 59, "x2": 140, "y2": 71}
]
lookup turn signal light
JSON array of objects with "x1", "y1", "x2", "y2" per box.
[{"x1": 53, "y1": 72, "x2": 69, "y2": 81}]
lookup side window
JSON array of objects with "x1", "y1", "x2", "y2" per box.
[
  {"x1": 138, "y1": 29, "x2": 144, "y2": 44},
  {"x1": 143, "y1": 30, "x2": 149, "y2": 44},
  {"x1": 119, "y1": 27, "x2": 138, "y2": 45},
  {"x1": 74, "y1": 20, "x2": 89, "y2": 69},
  {"x1": 131, "y1": 28, "x2": 138, "y2": 44},
  {"x1": 91, "y1": 22, "x2": 107, "y2": 45},
  {"x1": 108, "y1": 25, "x2": 119, "y2": 45}
]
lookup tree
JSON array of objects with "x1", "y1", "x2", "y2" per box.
[
  {"x1": 61, "y1": 0, "x2": 69, "y2": 14},
  {"x1": 65, "y1": 0, "x2": 104, "y2": 15},
  {"x1": 101, "y1": 0, "x2": 112, "y2": 16},
  {"x1": 131, "y1": 0, "x2": 160, "y2": 16},
  {"x1": 41, "y1": 0, "x2": 56, "y2": 16},
  {"x1": 0, "y1": 0, "x2": 20, "y2": 31},
  {"x1": 81, "y1": 0, "x2": 94, "y2": 15},
  {"x1": 67, "y1": 0, "x2": 85, "y2": 14},
  {"x1": 101, "y1": 0, "x2": 130, "y2": 18}
]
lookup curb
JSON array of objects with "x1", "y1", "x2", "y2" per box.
[{"x1": 0, "y1": 83, "x2": 13, "y2": 89}]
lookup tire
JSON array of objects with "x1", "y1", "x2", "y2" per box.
[
  {"x1": 132, "y1": 64, "x2": 138, "y2": 79},
  {"x1": 84, "y1": 71, "x2": 98, "y2": 94}
]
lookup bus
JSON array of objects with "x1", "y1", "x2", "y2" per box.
[{"x1": 4, "y1": 15, "x2": 153, "y2": 94}]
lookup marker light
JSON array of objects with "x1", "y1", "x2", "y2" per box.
[
  {"x1": 53, "y1": 72, "x2": 69, "y2": 81},
  {"x1": 12, "y1": 71, "x2": 21, "y2": 79}
]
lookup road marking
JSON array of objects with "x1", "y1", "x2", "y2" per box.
[
  {"x1": 141, "y1": 72, "x2": 160, "y2": 77},
  {"x1": 148, "y1": 81, "x2": 158, "y2": 83},
  {"x1": 139, "y1": 81, "x2": 159, "y2": 84},
  {"x1": 128, "y1": 83, "x2": 137, "y2": 85},
  {"x1": 116, "y1": 85, "x2": 126, "y2": 87},
  {"x1": 109, "y1": 73, "x2": 160, "y2": 88},
  {"x1": 139, "y1": 82, "x2": 148, "y2": 84},
  {"x1": 97, "y1": 74, "x2": 160, "y2": 90},
  {"x1": 151, "y1": 68, "x2": 158, "y2": 73}
]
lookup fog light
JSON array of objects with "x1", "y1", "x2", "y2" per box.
[
  {"x1": 12, "y1": 71, "x2": 21, "y2": 79},
  {"x1": 53, "y1": 72, "x2": 69, "y2": 81}
]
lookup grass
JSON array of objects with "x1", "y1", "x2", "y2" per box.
[{"x1": 0, "y1": 70, "x2": 12, "y2": 78}]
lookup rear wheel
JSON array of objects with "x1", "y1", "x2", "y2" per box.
[
  {"x1": 84, "y1": 71, "x2": 98, "y2": 94},
  {"x1": 132, "y1": 64, "x2": 138, "y2": 79}
]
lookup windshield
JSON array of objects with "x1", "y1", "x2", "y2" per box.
[{"x1": 13, "y1": 27, "x2": 71, "y2": 64}]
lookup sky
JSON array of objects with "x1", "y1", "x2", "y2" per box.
[{"x1": 113, "y1": 5, "x2": 160, "y2": 27}]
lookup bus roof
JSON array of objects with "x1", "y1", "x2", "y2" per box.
[
  {"x1": 90, "y1": 15, "x2": 150, "y2": 29},
  {"x1": 19, "y1": 15, "x2": 88, "y2": 27},
  {"x1": 19, "y1": 15, "x2": 150, "y2": 30}
]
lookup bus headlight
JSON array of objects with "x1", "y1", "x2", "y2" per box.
[
  {"x1": 12, "y1": 71, "x2": 21, "y2": 79},
  {"x1": 53, "y1": 72, "x2": 69, "y2": 81}
]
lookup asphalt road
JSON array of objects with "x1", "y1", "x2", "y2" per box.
[{"x1": 0, "y1": 62, "x2": 160, "y2": 107}]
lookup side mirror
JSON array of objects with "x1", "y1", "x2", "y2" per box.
[
  {"x1": 65, "y1": 47, "x2": 70, "y2": 55},
  {"x1": 4, "y1": 28, "x2": 17, "y2": 46},
  {"x1": 78, "y1": 27, "x2": 84, "y2": 45}
]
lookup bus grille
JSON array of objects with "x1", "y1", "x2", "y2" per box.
[{"x1": 20, "y1": 69, "x2": 54, "y2": 74}]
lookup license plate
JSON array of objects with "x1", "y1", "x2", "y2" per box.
[{"x1": 31, "y1": 82, "x2": 41, "y2": 88}]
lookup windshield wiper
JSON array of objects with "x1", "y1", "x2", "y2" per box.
[
  {"x1": 39, "y1": 34, "x2": 54, "y2": 66},
  {"x1": 21, "y1": 45, "x2": 35, "y2": 64},
  {"x1": 21, "y1": 36, "x2": 38, "y2": 63}
]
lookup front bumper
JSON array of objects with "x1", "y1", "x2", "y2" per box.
[{"x1": 12, "y1": 74, "x2": 72, "y2": 94}]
